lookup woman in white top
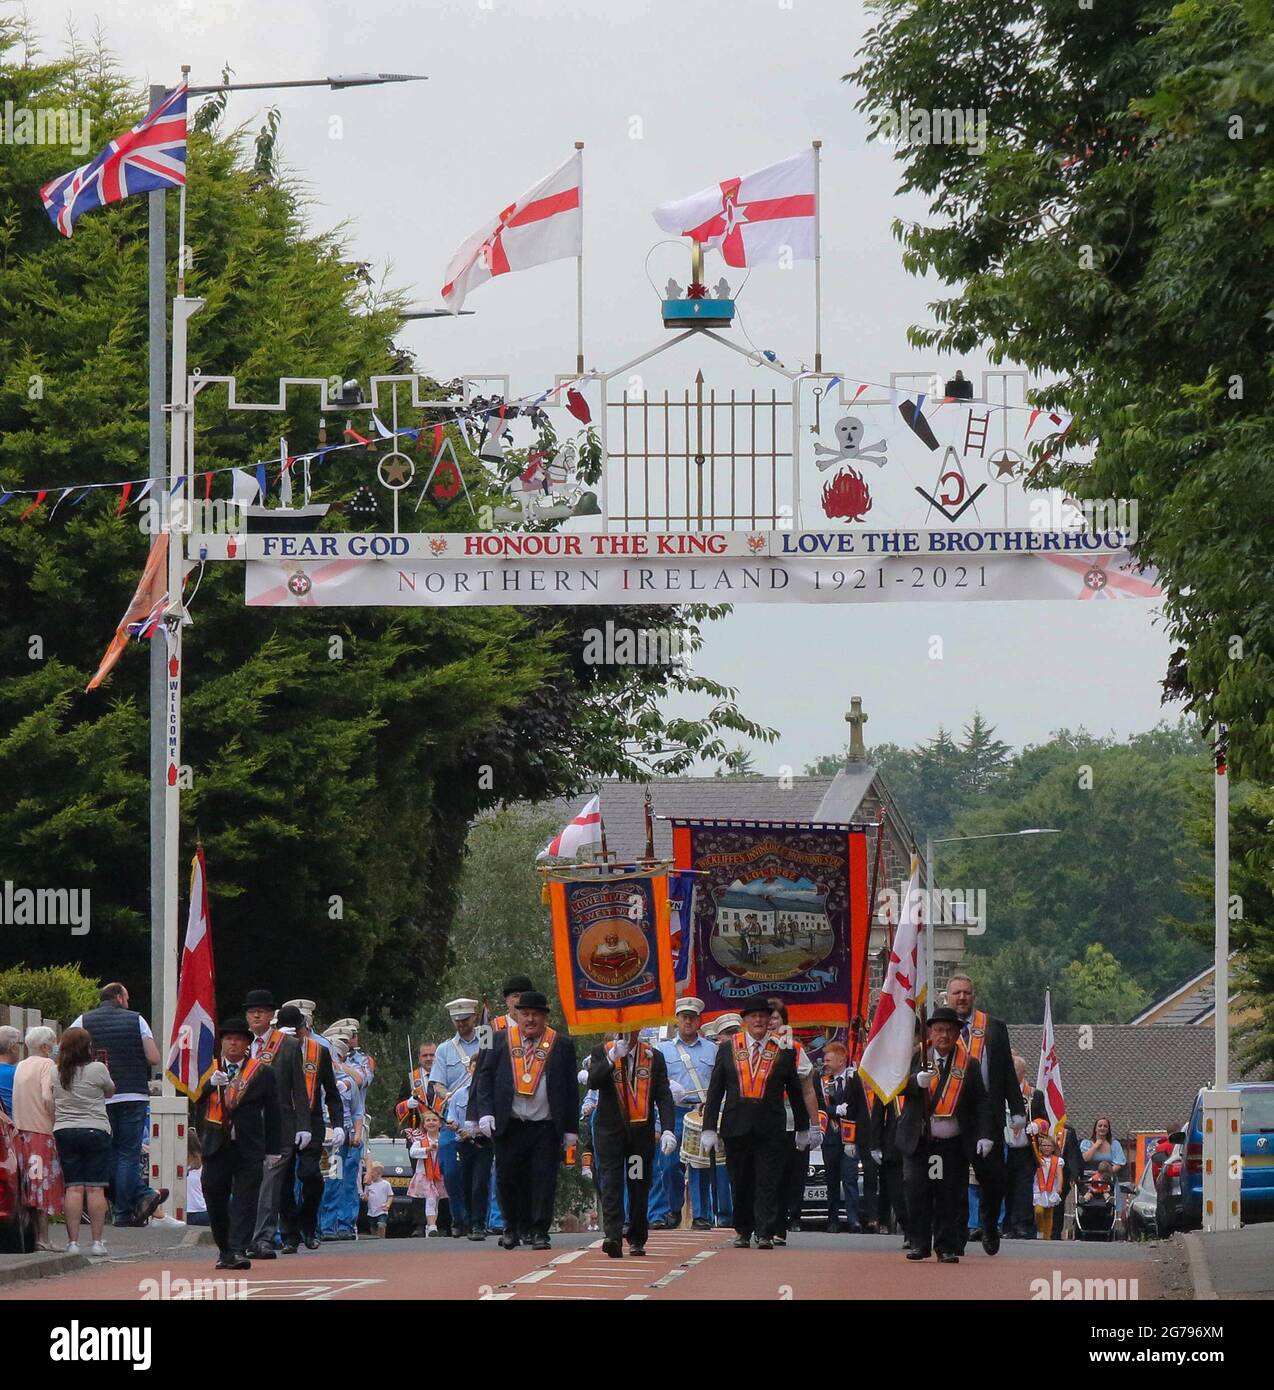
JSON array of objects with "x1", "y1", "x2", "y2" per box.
[
  {"x1": 51, "y1": 1027, "x2": 115, "y2": 1256},
  {"x1": 11, "y1": 1026, "x2": 63, "y2": 1250}
]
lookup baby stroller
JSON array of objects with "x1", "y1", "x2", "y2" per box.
[{"x1": 1072, "y1": 1170, "x2": 1117, "y2": 1241}]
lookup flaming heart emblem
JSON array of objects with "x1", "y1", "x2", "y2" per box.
[{"x1": 822, "y1": 466, "x2": 872, "y2": 522}]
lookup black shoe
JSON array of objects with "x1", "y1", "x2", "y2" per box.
[
  {"x1": 531, "y1": 1235, "x2": 551, "y2": 1251},
  {"x1": 981, "y1": 1226, "x2": 1001, "y2": 1256},
  {"x1": 732, "y1": 1234, "x2": 751, "y2": 1249},
  {"x1": 906, "y1": 1249, "x2": 931, "y2": 1261},
  {"x1": 660, "y1": 1214, "x2": 680, "y2": 1229},
  {"x1": 280, "y1": 1242, "x2": 299, "y2": 1255},
  {"x1": 602, "y1": 1238, "x2": 623, "y2": 1259},
  {"x1": 453, "y1": 1224, "x2": 470, "y2": 1239},
  {"x1": 134, "y1": 1188, "x2": 168, "y2": 1225},
  {"x1": 468, "y1": 1227, "x2": 487, "y2": 1241},
  {"x1": 304, "y1": 1235, "x2": 321, "y2": 1250},
  {"x1": 499, "y1": 1233, "x2": 520, "y2": 1250},
  {"x1": 628, "y1": 1243, "x2": 646, "y2": 1257},
  {"x1": 692, "y1": 1217, "x2": 712, "y2": 1231},
  {"x1": 217, "y1": 1251, "x2": 251, "y2": 1271},
  {"x1": 938, "y1": 1252, "x2": 960, "y2": 1264},
  {"x1": 756, "y1": 1238, "x2": 774, "y2": 1250},
  {"x1": 247, "y1": 1245, "x2": 277, "y2": 1260},
  {"x1": 846, "y1": 1225, "x2": 863, "y2": 1234},
  {"x1": 827, "y1": 1218, "x2": 841, "y2": 1234}
]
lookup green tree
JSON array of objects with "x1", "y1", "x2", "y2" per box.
[
  {"x1": 0, "y1": 30, "x2": 770, "y2": 1025},
  {"x1": 961, "y1": 938, "x2": 1071, "y2": 1026},
  {"x1": 1064, "y1": 944, "x2": 1150, "y2": 1023},
  {"x1": 960, "y1": 713, "x2": 1010, "y2": 795}
]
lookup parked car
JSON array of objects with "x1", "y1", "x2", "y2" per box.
[
  {"x1": 1180, "y1": 1083, "x2": 1274, "y2": 1230},
  {"x1": 1123, "y1": 1156, "x2": 1166, "y2": 1240},
  {"x1": 1155, "y1": 1137, "x2": 1186, "y2": 1236},
  {"x1": 358, "y1": 1135, "x2": 417, "y2": 1237},
  {"x1": 0, "y1": 1109, "x2": 35, "y2": 1254}
]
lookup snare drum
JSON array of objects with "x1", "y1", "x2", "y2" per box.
[{"x1": 680, "y1": 1109, "x2": 723, "y2": 1168}]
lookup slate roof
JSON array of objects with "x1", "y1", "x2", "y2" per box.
[
  {"x1": 1130, "y1": 963, "x2": 1221, "y2": 1026},
  {"x1": 538, "y1": 777, "x2": 838, "y2": 862},
  {"x1": 1003, "y1": 1023, "x2": 1260, "y2": 1143}
]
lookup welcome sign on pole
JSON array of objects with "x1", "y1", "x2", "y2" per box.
[{"x1": 209, "y1": 528, "x2": 1161, "y2": 608}]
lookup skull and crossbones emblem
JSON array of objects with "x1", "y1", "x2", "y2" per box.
[{"x1": 814, "y1": 415, "x2": 888, "y2": 470}]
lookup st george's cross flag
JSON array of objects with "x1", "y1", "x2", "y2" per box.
[
  {"x1": 653, "y1": 150, "x2": 816, "y2": 268},
  {"x1": 537, "y1": 793, "x2": 603, "y2": 861},
  {"x1": 39, "y1": 84, "x2": 187, "y2": 237},
  {"x1": 441, "y1": 150, "x2": 582, "y2": 312},
  {"x1": 858, "y1": 856, "x2": 928, "y2": 1104},
  {"x1": 1036, "y1": 987, "x2": 1067, "y2": 1127},
  {"x1": 166, "y1": 846, "x2": 218, "y2": 1101}
]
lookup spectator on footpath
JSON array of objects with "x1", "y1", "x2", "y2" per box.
[
  {"x1": 1081, "y1": 1116, "x2": 1126, "y2": 1180},
  {"x1": 0, "y1": 1025, "x2": 20, "y2": 1115},
  {"x1": 52, "y1": 1026, "x2": 115, "y2": 1256},
  {"x1": 11, "y1": 1026, "x2": 64, "y2": 1250},
  {"x1": 72, "y1": 982, "x2": 167, "y2": 1226},
  {"x1": 185, "y1": 1130, "x2": 208, "y2": 1227},
  {"x1": 365, "y1": 1163, "x2": 393, "y2": 1237}
]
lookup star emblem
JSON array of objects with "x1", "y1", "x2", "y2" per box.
[
  {"x1": 382, "y1": 457, "x2": 410, "y2": 485},
  {"x1": 993, "y1": 452, "x2": 1017, "y2": 478}
]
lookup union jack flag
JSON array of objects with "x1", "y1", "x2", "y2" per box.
[{"x1": 39, "y1": 84, "x2": 187, "y2": 237}]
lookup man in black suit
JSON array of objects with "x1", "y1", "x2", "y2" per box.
[
  {"x1": 868, "y1": 1088, "x2": 911, "y2": 1250},
  {"x1": 199, "y1": 1017, "x2": 282, "y2": 1271},
  {"x1": 585, "y1": 1030, "x2": 676, "y2": 1259},
  {"x1": 277, "y1": 1003, "x2": 344, "y2": 1254},
  {"x1": 474, "y1": 990, "x2": 578, "y2": 1252},
  {"x1": 701, "y1": 993, "x2": 815, "y2": 1250},
  {"x1": 897, "y1": 1006, "x2": 996, "y2": 1264},
  {"x1": 820, "y1": 1041, "x2": 870, "y2": 1233},
  {"x1": 945, "y1": 973, "x2": 1025, "y2": 1255}
]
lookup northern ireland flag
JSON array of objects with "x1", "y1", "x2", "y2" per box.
[
  {"x1": 441, "y1": 150, "x2": 582, "y2": 311},
  {"x1": 166, "y1": 846, "x2": 218, "y2": 1101},
  {"x1": 537, "y1": 793, "x2": 602, "y2": 861},
  {"x1": 1036, "y1": 987, "x2": 1067, "y2": 1127},
  {"x1": 858, "y1": 856, "x2": 927, "y2": 1104},
  {"x1": 653, "y1": 150, "x2": 816, "y2": 268}
]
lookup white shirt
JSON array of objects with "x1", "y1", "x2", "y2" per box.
[
  {"x1": 783, "y1": 1042, "x2": 813, "y2": 1131},
  {"x1": 366, "y1": 1178, "x2": 394, "y2": 1217},
  {"x1": 186, "y1": 1166, "x2": 206, "y2": 1214},
  {"x1": 70, "y1": 1013, "x2": 154, "y2": 1105},
  {"x1": 510, "y1": 1034, "x2": 552, "y2": 1122}
]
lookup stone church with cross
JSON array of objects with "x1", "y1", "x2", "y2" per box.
[{"x1": 537, "y1": 696, "x2": 967, "y2": 1003}]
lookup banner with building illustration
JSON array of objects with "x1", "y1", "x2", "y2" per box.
[
  {"x1": 548, "y1": 871, "x2": 678, "y2": 1035},
  {"x1": 671, "y1": 820, "x2": 870, "y2": 1029}
]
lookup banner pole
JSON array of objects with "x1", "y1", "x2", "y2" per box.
[
  {"x1": 575, "y1": 141, "x2": 585, "y2": 376},
  {"x1": 812, "y1": 139, "x2": 822, "y2": 373}
]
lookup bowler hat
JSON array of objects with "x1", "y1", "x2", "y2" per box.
[
  {"x1": 515, "y1": 990, "x2": 549, "y2": 1012},
  {"x1": 927, "y1": 1006, "x2": 961, "y2": 1027},
  {"x1": 218, "y1": 1016, "x2": 252, "y2": 1039},
  {"x1": 276, "y1": 1004, "x2": 304, "y2": 1029},
  {"x1": 738, "y1": 992, "x2": 773, "y2": 1017},
  {"x1": 242, "y1": 989, "x2": 277, "y2": 1011},
  {"x1": 503, "y1": 974, "x2": 535, "y2": 998}
]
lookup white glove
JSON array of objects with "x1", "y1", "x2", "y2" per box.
[
  {"x1": 209, "y1": 1069, "x2": 229, "y2": 1087},
  {"x1": 915, "y1": 1070, "x2": 935, "y2": 1088},
  {"x1": 406, "y1": 1097, "x2": 419, "y2": 1110},
  {"x1": 582, "y1": 1166, "x2": 593, "y2": 1181},
  {"x1": 608, "y1": 1037, "x2": 630, "y2": 1060},
  {"x1": 659, "y1": 1130, "x2": 678, "y2": 1156},
  {"x1": 871, "y1": 1149, "x2": 883, "y2": 1164},
  {"x1": 581, "y1": 1098, "x2": 596, "y2": 1118},
  {"x1": 577, "y1": 1068, "x2": 590, "y2": 1084},
  {"x1": 834, "y1": 1103, "x2": 848, "y2": 1117},
  {"x1": 478, "y1": 1115, "x2": 495, "y2": 1138},
  {"x1": 669, "y1": 1080, "x2": 689, "y2": 1105},
  {"x1": 331, "y1": 1128, "x2": 345, "y2": 1149},
  {"x1": 1027, "y1": 1121, "x2": 1043, "y2": 1137},
  {"x1": 976, "y1": 1139, "x2": 995, "y2": 1158},
  {"x1": 796, "y1": 1129, "x2": 814, "y2": 1151},
  {"x1": 295, "y1": 1131, "x2": 311, "y2": 1150},
  {"x1": 461, "y1": 1120, "x2": 478, "y2": 1139},
  {"x1": 700, "y1": 1130, "x2": 718, "y2": 1154},
  {"x1": 1010, "y1": 1114, "x2": 1026, "y2": 1132}
]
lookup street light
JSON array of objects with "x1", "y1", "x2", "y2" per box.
[
  {"x1": 186, "y1": 73, "x2": 427, "y2": 96},
  {"x1": 924, "y1": 828, "x2": 1061, "y2": 1002}
]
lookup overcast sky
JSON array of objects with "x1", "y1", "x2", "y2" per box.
[{"x1": 43, "y1": 0, "x2": 1177, "y2": 771}]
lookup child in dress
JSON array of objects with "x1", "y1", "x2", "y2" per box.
[{"x1": 408, "y1": 1109, "x2": 447, "y2": 1236}]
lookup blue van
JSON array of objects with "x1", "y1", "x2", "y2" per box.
[{"x1": 1181, "y1": 1083, "x2": 1274, "y2": 1228}]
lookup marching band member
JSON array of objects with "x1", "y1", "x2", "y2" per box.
[
  {"x1": 651, "y1": 997, "x2": 717, "y2": 1231},
  {"x1": 701, "y1": 992, "x2": 813, "y2": 1250},
  {"x1": 820, "y1": 1040, "x2": 869, "y2": 1233},
  {"x1": 585, "y1": 1029, "x2": 676, "y2": 1258},
  {"x1": 897, "y1": 1006, "x2": 995, "y2": 1264},
  {"x1": 430, "y1": 999, "x2": 482, "y2": 1237},
  {"x1": 318, "y1": 1027, "x2": 365, "y2": 1240},
  {"x1": 474, "y1": 990, "x2": 578, "y2": 1252},
  {"x1": 446, "y1": 1033, "x2": 493, "y2": 1241},
  {"x1": 277, "y1": 1003, "x2": 342, "y2": 1254},
  {"x1": 495, "y1": 975, "x2": 534, "y2": 1030},
  {"x1": 400, "y1": 1040, "x2": 439, "y2": 1112},
  {"x1": 199, "y1": 1017, "x2": 281, "y2": 1271},
  {"x1": 704, "y1": 1013, "x2": 739, "y2": 1228}
]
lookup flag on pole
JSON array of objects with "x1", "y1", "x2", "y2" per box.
[
  {"x1": 166, "y1": 846, "x2": 218, "y2": 1100},
  {"x1": 537, "y1": 793, "x2": 602, "y2": 861},
  {"x1": 653, "y1": 150, "x2": 817, "y2": 268},
  {"x1": 667, "y1": 869, "x2": 696, "y2": 993},
  {"x1": 85, "y1": 534, "x2": 169, "y2": 691},
  {"x1": 858, "y1": 855, "x2": 928, "y2": 1104},
  {"x1": 39, "y1": 84, "x2": 188, "y2": 237},
  {"x1": 1036, "y1": 987, "x2": 1067, "y2": 1127},
  {"x1": 441, "y1": 150, "x2": 582, "y2": 312}
]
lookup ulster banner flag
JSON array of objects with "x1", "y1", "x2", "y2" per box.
[
  {"x1": 1036, "y1": 987, "x2": 1067, "y2": 1127},
  {"x1": 166, "y1": 846, "x2": 217, "y2": 1100}
]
